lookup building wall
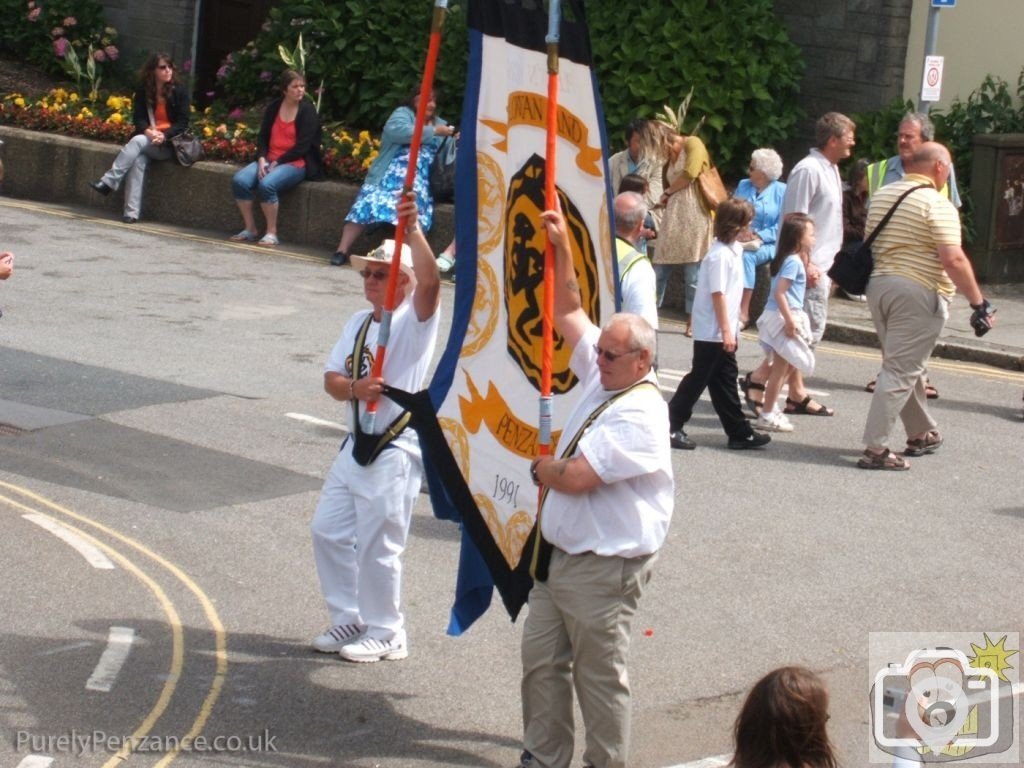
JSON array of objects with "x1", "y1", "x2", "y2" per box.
[
  {"x1": 98, "y1": 0, "x2": 199, "y2": 73},
  {"x1": 772, "y1": 0, "x2": 914, "y2": 164},
  {"x1": 903, "y1": 0, "x2": 1024, "y2": 110}
]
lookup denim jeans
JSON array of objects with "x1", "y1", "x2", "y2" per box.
[{"x1": 231, "y1": 161, "x2": 305, "y2": 205}]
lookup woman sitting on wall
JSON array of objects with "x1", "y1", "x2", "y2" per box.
[
  {"x1": 89, "y1": 52, "x2": 190, "y2": 223},
  {"x1": 329, "y1": 88, "x2": 455, "y2": 266},
  {"x1": 229, "y1": 69, "x2": 323, "y2": 247}
]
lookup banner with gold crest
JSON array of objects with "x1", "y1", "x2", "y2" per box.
[{"x1": 424, "y1": 0, "x2": 616, "y2": 634}]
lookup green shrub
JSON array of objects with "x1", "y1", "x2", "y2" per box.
[
  {"x1": 219, "y1": 1, "x2": 801, "y2": 179},
  {"x1": 587, "y1": 0, "x2": 804, "y2": 180},
  {"x1": 219, "y1": 1, "x2": 468, "y2": 129},
  {"x1": 852, "y1": 69, "x2": 1024, "y2": 243},
  {"x1": 0, "y1": 0, "x2": 119, "y2": 78}
]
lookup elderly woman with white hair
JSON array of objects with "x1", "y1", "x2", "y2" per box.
[{"x1": 735, "y1": 148, "x2": 787, "y2": 325}]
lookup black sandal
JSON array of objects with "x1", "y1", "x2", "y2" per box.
[
  {"x1": 784, "y1": 395, "x2": 834, "y2": 417},
  {"x1": 741, "y1": 372, "x2": 765, "y2": 415}
]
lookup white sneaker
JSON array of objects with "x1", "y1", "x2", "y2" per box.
[
  {"x1": 755, "y1": 411, "x2": 794, "y2": 432},
  {"x1": 338, "y1": 635, "x2": 409, "y2": 663},
  {"x1": 311, "y1": 623, "x2": 366, "y2": 653}
]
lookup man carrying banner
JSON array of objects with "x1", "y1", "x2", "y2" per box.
[
  {"x1": 518, "y1": 209, "x2": 674, "y2": 768},
  {"x1": 310, "y1": 192, "x2": 441, "y2": 663}
]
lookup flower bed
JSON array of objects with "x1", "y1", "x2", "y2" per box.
[{"x1": 0, "y1": 87, "x2": 380, "y2": 183}]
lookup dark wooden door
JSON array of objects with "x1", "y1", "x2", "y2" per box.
[{"x1": 195, "y1": 0, "x2": 277, "y2": 101}]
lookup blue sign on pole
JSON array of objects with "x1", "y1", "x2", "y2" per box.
[{"x1": 932, "y1": 0, "x2": 956, "y2": 7}]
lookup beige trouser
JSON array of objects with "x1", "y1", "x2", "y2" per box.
[
  {"x1": 863, "y1": 275, "x2": 948, "y2": 450},
  {"x1": 521, "y1": 547, "x2": 656, "y2": 768}
]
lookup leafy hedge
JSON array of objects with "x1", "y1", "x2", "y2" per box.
[
  {"x1": 219, "y1": 0, "x2": 802, "y2": 179},
  {"x1": 851, "y1": 68, "x2": 1024, "y2": 243},
  {"x1": 0, "y1": 0, "x2": 119, "y2": 76}
]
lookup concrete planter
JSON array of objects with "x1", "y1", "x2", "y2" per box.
[{"x1": 0, "y1": 125, "x2": 455, "y2": 256}]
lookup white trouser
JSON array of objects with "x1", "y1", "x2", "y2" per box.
[
  {"x1": 100, "y1": 134, "x2": 173, "y2": 218},
  {"x1": 310, "y1": 438, "x2": 422, "y2": 641}
]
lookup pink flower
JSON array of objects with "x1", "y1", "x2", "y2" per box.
[
  {"x1": 63, "y1": 16, "x2": 77, "y2": 26},
  {"x1": 104, "y1": 45, "x2": 118, "y2": 61},
  {"x1": 53, "y1": 37, "x2": 69, "y2": 57},
  {"x1": 259, "y1": 70, "x2": 272, "y2": 82},
  {"x1": 228, "y1": 107, "x2": 244, "y2": 119},
  {"x1": 216, "y1": 64, "x2": 230, "y2": 80},
  {"x1": 93, "y1": 49, "x2": 106, "y2": 62},
  {"x1": 27, "y1": 7, "x2": 41, "y2": 21},
  {"x1": 182, "y1": 58, "x2": 192, "y2": 73}
]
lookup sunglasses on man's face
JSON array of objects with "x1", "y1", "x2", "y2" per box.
[
  {"x1": 592, "y1": 344, "x2": 641, "y2": 363},
  {"x1": 359, "y1": 268, "x2": 390, "y2": 281}
]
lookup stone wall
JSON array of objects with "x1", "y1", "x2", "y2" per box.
[
  {"x1": 0, "y1": 126, "x2": 454, "y2": 258},
  {"x1": 772, "y1": 0, "x2": 914, "y2": 162},
  {"x1": 98, "y1": 0, "x2": 198, "y2": 71}
]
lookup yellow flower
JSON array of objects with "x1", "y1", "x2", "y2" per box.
[
  {"x1": 203, "y1": 126, "x2": 213, "y2": 138},
  {"x1": 106, "y1": 95, "x2": 121, "y2": 110},
  {"x1": 13, "y1": 97, "x2": 25, "y2": 108},
  {"x1": 69, "y1": 92, "x2": 79, "y2": 103},
  {"x1": 107, "y1": 113, "x2": 123, "y2": 124},
  {"x1": 358, "y1": 130, "x2": 371, "y2": 142}
]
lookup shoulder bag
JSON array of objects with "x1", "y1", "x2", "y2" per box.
[
  {"x1": 429, "y1": 135, "x2": 457, "y2": 203},
  {"x1": 697, "y1": 165, "x2": 728, "y2": 211},
  {"x1": 827, "y1": 183, "x2": 930, "y2": 295},
  {"x1": 148, "y1": 106, "x2": 203, "y2": 167}
]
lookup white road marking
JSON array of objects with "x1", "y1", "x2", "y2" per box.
[
  {"x1": 85, "y1": 626, "x2": 136, "y2": 692},
  {"x1": 16, "y1": 756, "x2": 55, "y2": 768},
  {"x1": 37, "y1": 641, "x2": 93, "y2": 656},
  {"x1": 22, "y1": 513, "x2": 115, "y2": 569},
  {"x1": 664, "y1": 754, "x2": 731, "y2": 768},
  {"x1": 284, "y1": 412, "x2": 346, "y2": 432}
]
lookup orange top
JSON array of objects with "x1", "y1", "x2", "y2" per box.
[{"x1": 153, "y1": 100, "x2": 171, "y2": 132}]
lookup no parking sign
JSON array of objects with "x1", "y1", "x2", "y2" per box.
[{"x1": 921, "y1": 55, "x2": 944, "y2": 102}]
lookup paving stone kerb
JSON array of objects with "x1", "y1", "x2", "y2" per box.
[{"x1": 0, "y1": 125, "x2": 455, "y2": 256}]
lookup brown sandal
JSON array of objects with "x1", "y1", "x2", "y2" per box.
[
  {"x1": 785, "y1": 396, "x2": 834, "y2": 416},
  {"x1": 904, "y1": 431, "x2": 943, "y2": 457},
  {"x1": 857, "y1": 448, "x2": 909, "y2": 471},
  {"x1": 741, "y1": 372, "x2": 765, "y2": 415}
]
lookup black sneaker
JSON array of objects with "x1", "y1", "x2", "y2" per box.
[
  {"x1": 330, "y1": 250, "x2": 348, "y2": 266},
  {"x1": 89, "y1": 180, "x2": 112, "y2": 196},
  {"x1": 513, "y1": 751, "x2": 533, "y2": 768},
  {"x1": 670, "y1": 429, "x2": 696, "y2": 450},
  {"x1": 727, "y1": 431, "x2": 771, "y2": 450}
]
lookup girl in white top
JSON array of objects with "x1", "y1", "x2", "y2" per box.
[{"x1": 755, "y1": 213, "x2": 816, "y2": 432}]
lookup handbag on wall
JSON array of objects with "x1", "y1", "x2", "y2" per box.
[
  {"x1": 429, "y1": 135, "x2": 457, "y2": 203},
  {"x1": 170, "y1": 131, "x2": 204, "y2": 167},
  {"x1": 148, "y1": 106, "x2": 203, "y2": 167},
  {"x1": 697, "y1": 166, "x2": 728, "y2": 211},
  {"x1": 827, "y1": 183, "x2": 929, "y2": 295}
]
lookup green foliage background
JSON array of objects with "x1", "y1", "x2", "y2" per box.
[
  {"x1": 0, "y1": 0, "x2": 116, "y2": 76},
  {"x1": 220, "y1": 0, "x2": 803, "y2": 180}
]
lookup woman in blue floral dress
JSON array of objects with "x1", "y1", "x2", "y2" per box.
[{"x1": 331, "y1": 89, "x2": 454, "y2": 265}]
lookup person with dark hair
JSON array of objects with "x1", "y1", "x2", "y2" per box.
[
  {"x1": 608, "y1": 118, "x2": 664, "y2": 241},
  {"x1": 89, "y1": 52, "x2": 191, "y2": 223},
  {"x1": 753, "y1": 213, "x2": 816, "y2": 433},
  {"x1": 617, "y1": 173, "x2": 658, "y2": 255},
  {"x1": 229, "y1": 70, "x2": 323, "y2": 247},
  {"x1": 730, "y1": 666, "x2": 839, "y2": 768},
  {"x1": 330, "y1": 88, "x2": 454, "y2": 266},
  {"x1": 668, "y1": 197, "x2": 771, "y2": 451}
]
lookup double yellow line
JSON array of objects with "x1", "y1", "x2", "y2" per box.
[{"x1": 0, "y1": 481, "x2": 227, "y2": 767}]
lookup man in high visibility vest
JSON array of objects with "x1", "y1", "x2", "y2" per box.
[
  {"x1": 866, "y1": 112, "x2": 961, "y2": 207},
  {"x1": 614, "y1": 191, "x2": 658, "y2": 330}
]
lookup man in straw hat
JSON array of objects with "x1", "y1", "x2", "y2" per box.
[{"x1": 310, "y1": 192, "x2": 441, "y2": 663}]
